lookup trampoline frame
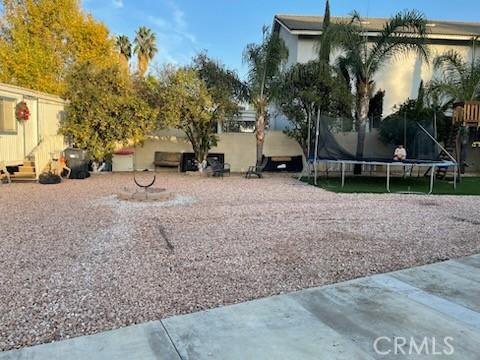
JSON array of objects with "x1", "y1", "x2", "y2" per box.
[{"x1": 301, "y1": 158, "x2": 457, "y2": 194}]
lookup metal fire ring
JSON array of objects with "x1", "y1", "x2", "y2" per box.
[{"x1": 133, "y1": 169, "x2": 156, "y2": 190}]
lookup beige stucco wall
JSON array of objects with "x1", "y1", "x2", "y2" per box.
[
  {"x1": 133, "y1": 129, "x2": 391, "y2": 172},
  {"x1": 134, "y1": 131, "x2": 304, "y2": 172}
]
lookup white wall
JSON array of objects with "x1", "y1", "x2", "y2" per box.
[
  {"x1": 375, "y1": 43, "x2": 480, "y2": 114},
  {"x1": 279, "y1": 26, "x2": 298, "y2": 67},
  {"x1": 296, "y1": 36, "x2": 318, "y2": 64}
]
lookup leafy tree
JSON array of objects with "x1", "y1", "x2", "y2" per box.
[
  {"x1": 428, "y1": 50, "x2": 480, "y2": 103},
  {"x1": 60, "y1": 62, "x2": 157, "y2": 161},
  {"x1": 322, "y1": 10, "x2": 428, "y2": 171},
  {"x1": 243, "y1": 26, "x2": 288, "y2": 165},
  {"x1": 0, "y1": 0, "x2": 117, "y2": 94},
  {"x1": 192, "y1": 53, "x2": 246, "y2": 132},
  {"x1": 134, "y1": 26, "x2": 158, "y2": 77},
  {"x1": 276, "y1": 61, "x2": 352, "y2": 157},
  {"x1": 379, "y1": 81, "x2": 449, "y2": 153},
  {"x1": 157, "y1": 68, "x2": 216, "y2": 166},
  {"x1": 132, "y1": 74, "x2": 161, "y2": 110},
  {"x1": 368, "y1": 90, "x2": 385, "y2": 129},
  {"x1": 115, "y1": 35, "x2": 132, "y2": 73}
]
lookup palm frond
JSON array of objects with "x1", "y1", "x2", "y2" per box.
[
  {"x1": 433, "y1": 50, "x2": 467, "y2": 83},
  {"x1": 428, "y1": 50, "x2": 480, "y2": 102},
  {"x1": 115, "y1": 35, "x2": 132, "y2": 58},
  {"x1": 367, "y1": 10, "x2": 429, "y2": 75},
  {"x1": 242, "y1": 26, "x2": 288, "y2": 100},
  {"x1": 134, "y1": 26, "x2": 158, "y2": 60}
]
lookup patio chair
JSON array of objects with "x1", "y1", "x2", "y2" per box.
[
  {"x1": 206, "y1": 158, "x2": 231, "y2": 177},
  {"x1": 0, "y1": 161, "x2": 11, "y2": 184},
  {"x1": 245, "y1": 157, "x2": 269, "y2": 179}
]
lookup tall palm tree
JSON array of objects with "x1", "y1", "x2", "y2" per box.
[
  {"x1": 115, "y1": 35, "x2": 132, "y2": 71},
  {"x1": 134, "y1": 27, "x2": 158, "y2": 77},
  {"x1": 323, "y1": 10, "x2": 429, "y2": 171},
  {"x1": 243, "y1": 26, "x2": 288, "y2": 165},
  {"x1": 428, "y1": 50, "x2": 480, "y2": 103}
]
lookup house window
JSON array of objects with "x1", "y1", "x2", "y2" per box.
[{"x1": 0, "y1": 97, "x2": 17, "y2": 133}]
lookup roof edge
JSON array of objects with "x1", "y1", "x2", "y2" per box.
[
  {"x1": 0, "y1": 82, "x2": 65, "y2": 103},
  {"x1": 274, "y1": 14, "x2": 480, "y2": 39}
]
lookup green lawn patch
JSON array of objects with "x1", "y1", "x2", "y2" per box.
[{"x1": 302, "y1": 176, "x2": 480, "y2": 195}]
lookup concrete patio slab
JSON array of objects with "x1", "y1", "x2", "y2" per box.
[
  {"x1": 424, "y1": 260, "x2": 480, "y2": 284},
  {"x1": 456, "y1": 253, "x2": 480, "y2": 269},
  {"x1": 0, "y1": 322, "x2": 180, "y2": 360},
  {"x1": 162, "y1": 291, "x2": 374, "y2": 360},
  {"x1": 292, "y1": 276, "x2": 480, "y2": 358},
  {"x1": 390, "y1": 263, "x2": 480, "y2": 312},
  {"x1": 2, "y1": 255, "x2": 480, "y2": 359}
]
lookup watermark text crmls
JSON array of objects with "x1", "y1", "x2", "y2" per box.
[{"x1": 373, "y1": 336, "x2": 454, "y2": 356}]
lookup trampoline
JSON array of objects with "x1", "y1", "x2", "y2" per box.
[
  {"x1": 298, "y1": 113, "x2": 459, "y2": 194},
  {"x1": 307, "y1": 158, "x2": 457, "y2": 194}
]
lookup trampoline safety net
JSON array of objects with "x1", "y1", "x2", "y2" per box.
[{"x1": 310, "y1": 114, "x2": 442, "y2": 162}]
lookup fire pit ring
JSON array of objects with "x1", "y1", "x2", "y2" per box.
[{"x1": 117, "y1": 170, "x2": 175, "y2": 202}]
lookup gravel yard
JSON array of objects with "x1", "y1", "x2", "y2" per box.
[{"x1": 1, "y1": 172, "x2": 479, "y2": 351}]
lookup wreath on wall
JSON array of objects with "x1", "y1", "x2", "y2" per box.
[{"x1": 16, "y1": 101, "x2": 30, "y2": 121}]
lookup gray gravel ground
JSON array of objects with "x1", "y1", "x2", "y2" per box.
[{"x1": 1, "y1": 172, "x2": 479, "y2": 351}]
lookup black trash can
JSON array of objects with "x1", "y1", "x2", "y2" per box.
[{"x1": 64, "y1": 148, "x2": 90, "y2": 179}]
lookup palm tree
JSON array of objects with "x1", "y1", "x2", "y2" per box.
[
  {"x1": 115, "y1": 35, "x2": 132, "y2": 71},
  {"x1": 428, "y1": 50, "x2": 480, "y2": 103},
  {"x1": 134, "y1": 27, "x2": 158, "y2": 77},
  {"x1": 323, "y1": 10, "x2": 429, "y2": 171},
  {"x1": 243, "y1": 26, "x2": 288, "y2": 165}
]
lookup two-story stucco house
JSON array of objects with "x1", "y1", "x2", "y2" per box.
[{"x1": 270, "y1": 14, "x2": 480, "y2": 130}]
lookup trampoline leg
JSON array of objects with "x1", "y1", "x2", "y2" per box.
[
  {"x1": 341, "y1": 162, "x2": 345, "y2": 188},
  {"x1": 298, "y1": 162, "x2": 309, "y2": 181},
  {"x1": 297, "y1": 168, "x2": 304, "y2": 181},
  {"x1": 429, "y1": 165, "x2": 435, "y2": 195},
  {"x1": 386, "y1": 164, "x2": 391, "y2": 193},
  {"x1": 453, "y1": 165, "x2": 457, "y2": 190}
]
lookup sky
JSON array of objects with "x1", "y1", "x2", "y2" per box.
[{"x1": 83, "y1": 0, "x2": 480, "y2": 78}]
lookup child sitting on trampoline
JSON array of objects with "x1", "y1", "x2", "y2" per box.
[{"x1": 393, "y1": 145, "x2": 407, "y2": 161}]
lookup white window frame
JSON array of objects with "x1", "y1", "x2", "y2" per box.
[{"x1": 0, "y1": 96, "x2": 18, "y2": 134}]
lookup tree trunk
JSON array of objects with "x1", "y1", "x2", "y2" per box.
[
  {"x1": 119, "y1": 54, "x2": 129, "y2": 74},
  {"x1": 255, "y1": 97, "x2": 267, "y2": 166},
  {"x1": 192, "y1": 146, "x2": 207, "y2": 172},
  {"x1": 138, "y1": 55, "x2": 148, "y2": 77},
  {"x1": 354, "y1": 80, "x2": 370, "y2": 174},
  {"x1": 256, "y1": 112, "x2": 265, "y2": 165}
]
